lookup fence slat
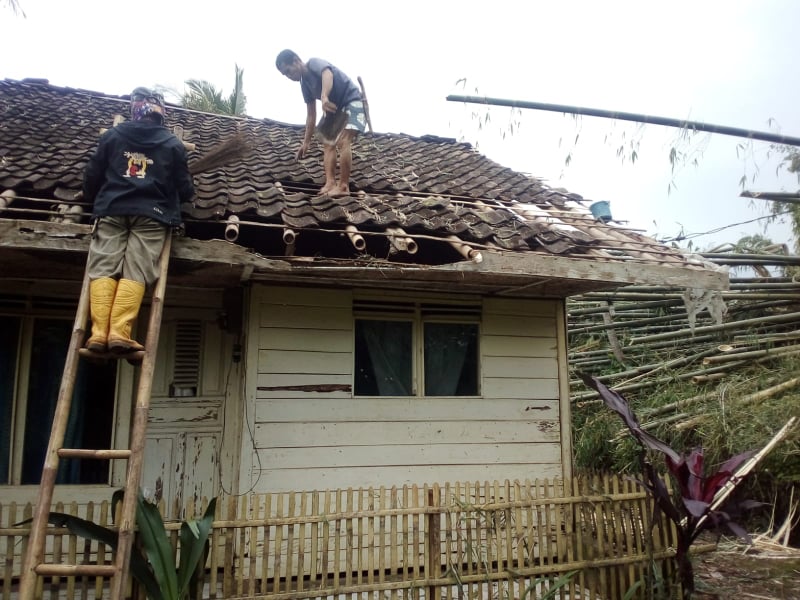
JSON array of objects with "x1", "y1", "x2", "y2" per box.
[{"x1": 0, "y1": 475, "x2": 687, "y2": 600}]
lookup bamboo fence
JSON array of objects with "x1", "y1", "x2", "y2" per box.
[{"x1": 0, "y1": 475, "x2": 686, "y2": 600}]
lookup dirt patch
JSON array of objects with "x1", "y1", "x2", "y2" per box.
[{"x1": 693, "y1": 538, "x2": 800, "y2": 599}]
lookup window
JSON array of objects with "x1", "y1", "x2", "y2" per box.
[
  {"x1": 0, "y1": 313, "x2": 116, "y2": 485},
  {"x1": 354, "y1": 301, "x2": 480, "y2": 397}
]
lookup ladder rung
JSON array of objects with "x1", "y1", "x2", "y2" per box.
[
  {"x1": 78, "y1": 348, "x2": 145, "y2": 362},
  {"x1": 58, "y1": 449, "x2": 132, "y2": 460},
  {"x1": 35, "y1": 564, "x2": 117, "y2": 577}
]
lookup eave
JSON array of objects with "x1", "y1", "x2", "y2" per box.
[{"x1": 0, "y1": 219, "x2": 729, "y2": 298}]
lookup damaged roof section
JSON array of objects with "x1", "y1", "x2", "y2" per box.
[{"x1": 0, "y1": 78, "x2": 727, "y2": 293}]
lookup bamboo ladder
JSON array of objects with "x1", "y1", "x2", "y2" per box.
[{"x1": 18, "y1": 234, "x2": 173, "y2": 600}]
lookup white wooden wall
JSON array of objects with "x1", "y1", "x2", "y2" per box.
[{"x1": 241, "y1": 286, "x2": 568, "y2": 493}]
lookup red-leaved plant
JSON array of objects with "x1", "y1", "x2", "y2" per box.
[{"x1": 579, "y1": 373, "x2": 763, "y2": 598}]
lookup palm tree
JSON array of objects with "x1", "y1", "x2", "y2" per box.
[{"x1": 182, "y1": 64, "x2": 246, "y2": 116}]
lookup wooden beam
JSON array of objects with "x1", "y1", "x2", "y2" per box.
[{"x1": 0, "y1": 219, "x2": 728, "y2": 294}]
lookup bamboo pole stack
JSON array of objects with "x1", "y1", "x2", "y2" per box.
[{"x1": 568, "y1": 252, "x2": 800, "y2": 407}]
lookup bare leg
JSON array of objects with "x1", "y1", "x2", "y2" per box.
[
  {"x1": 319, "y1": 143, "x2": 337, "y2": 195},
  {"x1": 330, "y1": 130, "x2": 356, "y2": 197}
]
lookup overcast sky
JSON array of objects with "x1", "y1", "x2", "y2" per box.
[{"x1": 3, "y1": 0, "x2": 798, "y2": 250}]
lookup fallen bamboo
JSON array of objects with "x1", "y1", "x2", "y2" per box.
[
  {"x1": 639, "y1": 392, "x2": 716, "y2": 418},
  {"x1": 573, "y1": 360, "x2": 751, "y2": 405},
  {"x1": 691, "y1": 372, "x2": 726, "y2": 384},
  {"x1": 702, "y1": 344, "x2": 800, "y2": 365},
  {"x1": 694, "y1": 417, "x2": 798, "y2": 532},
  {"x1": 628, "y1": 311, "x2": 800, "y2": 345},
  {"x1": 734, "y1": 377, "x2": 800, "y2": 409}
]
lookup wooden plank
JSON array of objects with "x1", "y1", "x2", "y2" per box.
[
  {"x1": 200, "y1": 321, "x2": 227, "y2": 396},
  {"x1": 481, "y1": 334, "x2": 557, "y2": 357},
  {"x1": 258, "y1": 327, "x2": 352, "y2": 352},
  {"x1": 259, "y1": 286, "x2": 352, "y2": 309},
  {"x1": 481, "y1": 376, "x2": 559, "y2": 399},
  {"x1": 483, "y1": 297, "x2": 557, "y2": 317},
  {"x1": 482, "y1": 355, "x2": 558, "y2": 378},
  {"x1": 482, "y1": 313, "x2": 557, "y2": 337},
  {"x1": 255, "y1": 397, "x2": 560, "y2": 422},
  {"x1": 255, "y1": 373, "x2": 351, "y2": 394},
  {"x1": 258, "y1": 304, "x2": 351, "y2": 329},
  {"x1": 254, "y1": 420, "x2": 562, "y2": 447},
  {"x1": 258, "y1": 349, "x2": 351, "y2": 375},
  {"x1": 248, "y1": 464, "x2": 565, "y2": 493},
  {"x1": 256, "y1": 442, "x2": 562, "y2": 469},
  {"x1": 146, "y1": 404, "x2": 221, "y2": 425}
]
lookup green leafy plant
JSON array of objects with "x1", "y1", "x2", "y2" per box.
[
  {"x1": 579, "y1": 373, "x2": 763, "y2": 598},
  {"x1": 23, "y1": 491, "x2": 216, "y2": 600}
]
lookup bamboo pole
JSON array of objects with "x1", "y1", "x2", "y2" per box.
[
  {"x1": 628, "y1": 311, "x2": 800, "y2": 345},
  {"x1": 18, "y1": 267, "x2": 91, "y2": 600},
  {"x1": 702, "y1": 344, "x2": 800, "y2": 365},
  {"x1": 445, "y1": 95, "x2": 800, "y2": 147},
  {"x1": 110, "y1": 234, "x2": 172, "y2": 600},
  {"x1": 694, "y1": 417, "x2": 798, "y2": 532}
]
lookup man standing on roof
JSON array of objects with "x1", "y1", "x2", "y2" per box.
[
  {"x1": 276, "y1": 49, "x2": 366, "y2": 197},
  {"x1": 82, "y1": 87, "x2": 195, "y2": 355}
]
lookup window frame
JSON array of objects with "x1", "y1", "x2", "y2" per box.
[
  {"x1": 353, "y1": 299, "x2": 481, "y2": 398},
  {"x1": 0, "y1": 304, "x2": 126, "y2": 487}
]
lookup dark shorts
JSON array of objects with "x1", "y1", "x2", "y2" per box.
[{"x1": 316, "y1": 100, "x2": 367, "y2": 144}]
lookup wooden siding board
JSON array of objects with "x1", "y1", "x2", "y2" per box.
[
  {"x1": 258, "y1": 327, "x2": 352, "y2": 352},
  {"x1": 483, "y1": 297, "x2": 558, "y2": 317},
  {"x1": 256, "y1": 443, "x2": 562, "y2": 469},
  {"x1": 255, "y1": 398, "x2": 560, "y2": 422},
  {"x1": 248, "y1": 464, "x2": 566, "y2": 492},
  {"x1": 201, "y1": 321, "x2": 226, "y2": 396},
  {"x1": 259, "y1": 304, "x2": 351, "y2": 329},
  {"x1": 481, "y1": 335, "x2": 558, "y2": 357},
  {"x1": 261, "y1": 286, "x2": 353, "y2": 308},
  {"x1": 482, "y1": 314, "x2": 557, "y2": 337},
  {"x1": 254, "y1": 420, "x2": 561, "y2": 447},
  {"x1": 256, "y1": 373, "x2": 352, "y2": 393},
  {"x1": 146, "y1": 403, "x2": 221, "y2": 425},
  {"x1": 258, "y1": 349, "x2": 351, "y2": 374},
  {"x1": 482, "y1": 355, "x2": 558, "y2": 378},
  {"x1": 481, "y1": 377, "x2": 559, "y2": 399}
]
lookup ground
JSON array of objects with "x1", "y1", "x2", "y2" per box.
[{"x1": 693, "y1": 537, "x2": 800, "y2": 600}]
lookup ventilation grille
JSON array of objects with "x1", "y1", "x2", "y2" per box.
[
  {"x1": 170, "y1": 319, "x2": 201, "y2": 397},
  {"x1": 353, "y1": 299, "x2": 415, "y2": 314},
  {"x1": 420, "y1": 302, "x2": 481, "y2": 317},
  {"x1": 354, "y1": 299, "x2": 481, "y2": 318}
]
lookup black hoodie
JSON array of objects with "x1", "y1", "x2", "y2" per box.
[{"x1": 83, "y1": 120, "x2": 195, "y2": 226}]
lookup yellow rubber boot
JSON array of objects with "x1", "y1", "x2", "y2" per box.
[
  {"x1": 85, "y1": 277, "x2": 118, "y2": 352},
  {"x1": 108, "y1": 279, "x2": 146, "y2": 353}
]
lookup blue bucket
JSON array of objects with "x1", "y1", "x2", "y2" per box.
[{"x1": 589, "y1": 201, "x2": 612, "y2": 223}]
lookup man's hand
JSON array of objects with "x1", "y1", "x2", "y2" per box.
[
  {"x1": 296, "y1": 141, "x2": 310, "y2": 160},
  {"x1": 321, "y1": 96, "x2": 338, "y2": 114}
]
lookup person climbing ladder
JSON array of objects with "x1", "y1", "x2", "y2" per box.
[{"x1": 82, "y1": 86, "x2": 195, "y2": 354}]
